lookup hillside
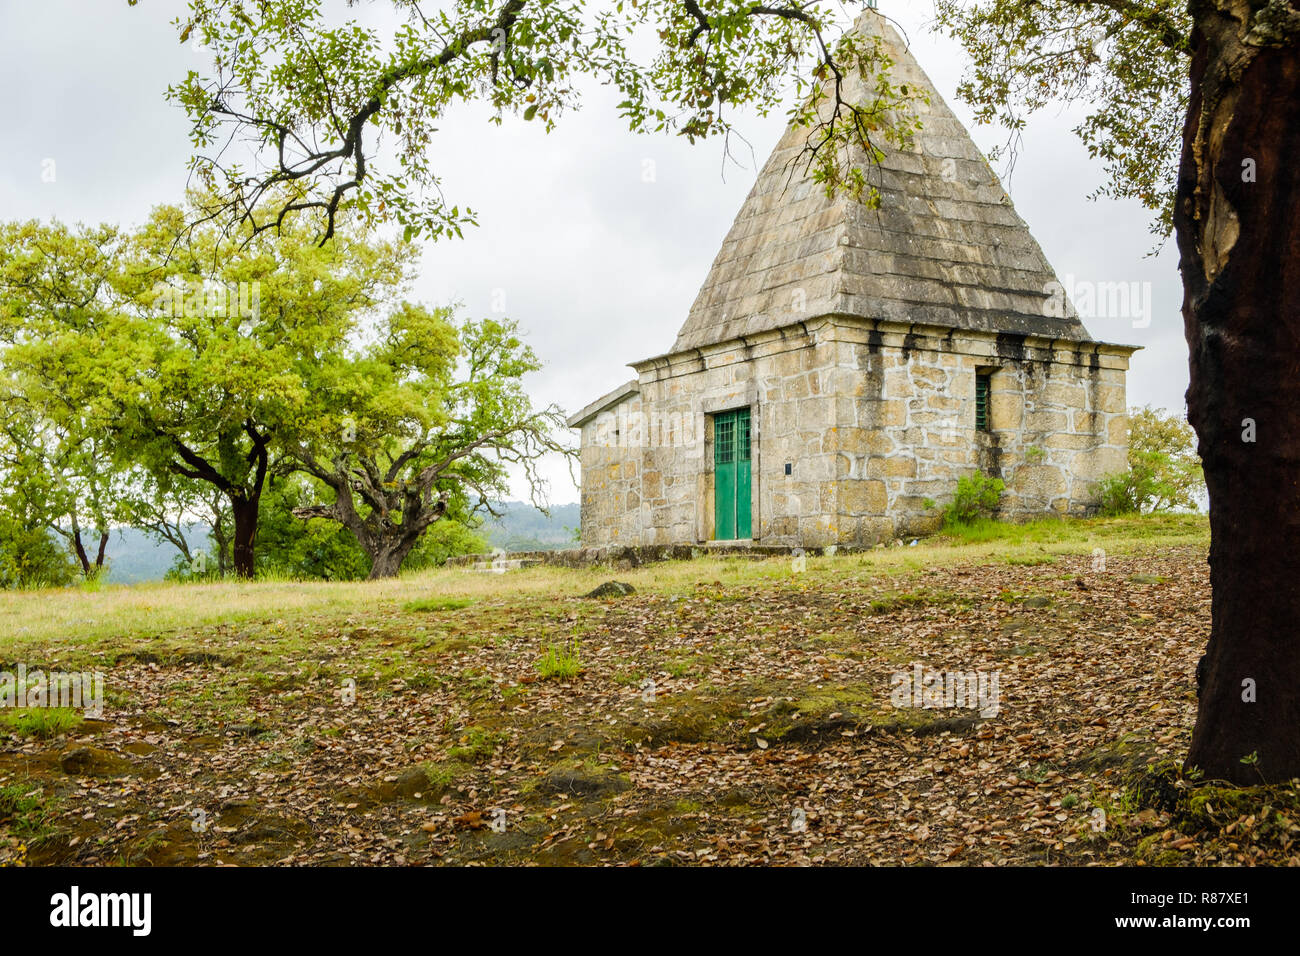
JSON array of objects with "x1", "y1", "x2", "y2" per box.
[
  {"x1": 101, "y1": 526, "x2": 200, "y2": 584},
  {"x1": 481, "y1": 501, "x2": 580, "y2": 552},
  {"x1": 6, "y1": 514, "x2": 1289, "y2": 868}
]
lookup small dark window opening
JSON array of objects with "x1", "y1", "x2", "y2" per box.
[{"x1": 975, "y1": 373, "x2": 992, "y2": 432}]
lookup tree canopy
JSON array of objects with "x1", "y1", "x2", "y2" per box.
[
  {"x1": 933, "y1": 0, "x2": 1190, "y2": 238},
  {"x1": 0, "y1": 191, "x2": 561, "y2": 580},
  {"x1": 287, "y1": 306, "x2": 568, "y2": 578},
  {"x1": 168, "y1": 0, "x2": 923, "y2": 242}
]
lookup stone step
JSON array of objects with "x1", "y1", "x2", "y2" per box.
[{"x1": 462, "y1": 558, "x2": 542, "y2": 573}]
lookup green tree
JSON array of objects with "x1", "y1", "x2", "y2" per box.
[
  {"x1": 254, "y1": 473, "x2": 488, "y2": 579},
  {"x1": 120, "y1": 470, "x2": 232, "y2": 576},
  {"x1": 254, "y1": 475, "x2": 373, "y2": 580},
  {"x1": 287, "y1": 307, "x2": 568, "y2": 578},
  {"x1": 0, "y1": 508, "x2": 74, "y2": 590},
  {"x1": 167, "y1": 0, "x2": 923, "y2": 241},
  {"x1": 0, "y1": 224, "x2": 132, "y2": 579},
  {"x1": 1097, "y1": 406, "x2": 1204, "y2": 515},
  {"x1": 403, "y1": 517, "x2": 490, "y2": 571},
  {"x1": 5, "y1": 423, "x2": 125, "y2": 579},
  {"x1": 933, "y1": 0, "x2": 1190, "y2": 239},
  {"x1": 0, "y1": 428, "x2": 76, "y2": 590},
  {"x1": 0, "y1": 197, "x2": 412, "y2": 579}
]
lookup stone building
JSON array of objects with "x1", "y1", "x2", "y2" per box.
[{"x1": 569, "y1": 11, "x2": 1139, "y2": 549}]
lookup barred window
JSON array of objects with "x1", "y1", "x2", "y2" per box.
[
  {"x1": 714, "y1": 415, "x2": 735, "y2": 464},
  {"x1": 975, "y1": 373, "x2": 992, "y2": 432}
]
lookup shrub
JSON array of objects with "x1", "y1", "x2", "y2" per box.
[
  {"x1": 402, "y1": 519, "x2": 491, "y2": 572},
  {"x1": 0, "y1": 517, "x2": 74, "y2": 590},
  {"x1": 1097, "y1": 406, "x2": 1204, "y2": 515},
  {"x1": 943, "y1": 473, "x2": 1005, "y2": 527},
  {"x1": 1096, "y1": 470, "x2": 1145, "y2": 516}
]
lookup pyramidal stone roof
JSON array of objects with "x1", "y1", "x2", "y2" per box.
[{"x1": 669, "y1": 10, "x2": 1092, "y2": 354}]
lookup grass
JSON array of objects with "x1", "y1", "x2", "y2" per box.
[
  {"x1": 403, "y1": 596, "x2": 475, "y2": 613},
  {"x1": 536, "y1": 639, "x2": 582, "y2": 681},
  {"x1": 0, "y1": 514, "x2": 1208, "y2": 661},
  {"x1": 0, "y1": 512, "x2": 1218, "y2": 867},
  {"x1": 661, "y1": 654, "x2": 697, "y2": 678},
  {"x1": 0, "y1": 782, "x2": 58, "y2": 845},
  {"x1": 447, "y1": 726, "x2": 507, "y2": 763},
  {"x1": 868, "y1": 589, "x2": 961, "y2": 614},
  {"x1": 421, "y1": 760, "x2": 471, "y2": 791},
  {"x1": 0, "y1": 708, "x2": 84, "y2": 738},
  {"x1": 935, "y1": 512, "x2": 1204, "y2": 546}
]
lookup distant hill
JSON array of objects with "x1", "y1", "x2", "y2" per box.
[
  {"x1": 481, "y1": 501, "x2": 580, "y2": 552},
  {"x1": 104, "y1": 525, "x2": 202, "y2": 584},
  {"x1": 89, "y1": 502, "x2": 579, "y2": 583}
]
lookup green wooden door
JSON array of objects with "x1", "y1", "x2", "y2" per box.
[{"x1": 713, "y1": 408, "x2": 752, "y2": 540}]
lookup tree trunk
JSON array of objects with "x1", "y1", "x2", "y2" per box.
[
  {"x1": 212, "y1": 513, "x2": 231, "y2": 576},
  {"x1": 94, "y1": 531, "x2": 109, "y2": 571},
  {"x1": 366, "y1": 534, "x2": 421, "y2": 580},
  {"x1": 71, "y1": 528, "x2": 90, "y2": 576},
  {"x1": 71, "y1": 528, "x2": 110, "y2": 576},
  {"x1": 1180, "y1": 0, "x2": 1300, "y2": 784},
  {"x1": 230, "y1": 494, "x2": 259, "y2": 579}
]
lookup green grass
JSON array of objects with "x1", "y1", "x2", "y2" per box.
[
  {"x1": 403, "y1": 596, "x2": 475, "y2": 613},
  {"x1": 0, "y1": 782, "x2": 58, "y2": 844},
  {"x1": 1005, "y1": 554, "x2": 1058, "y2": 566},
  {"x1": 868, "y1": 589, "x2": 960, "y2": 614},
  {"x1": 662, "y1": 656, "x2": 695, "y2": 678},
  {"x1": 1, "y1": 708, "x2": 84, "y2": 738},
  {"x1": 417, "y1": 759, "x2": 471, "y2": 792},
  {"x1": 447, "y1": 726, "x2": 507, "y2": 763},
  {"x1": 936, "y1": 513, "x2": 1204, "y2": 546},
  {"x1": 536, "y1": 639, "x2": 582, "y2": 681},
  {"x1": 0, "y1": 514, "x2": 1208, "y2": 664}
]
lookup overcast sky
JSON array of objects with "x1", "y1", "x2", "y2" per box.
[{"x1": 0, "y1": 1, "x2": 1190, "y2": 505}]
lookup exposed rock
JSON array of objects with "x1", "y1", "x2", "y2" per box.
[
  {"x1": 612, "y1": 547, "x2": 642, "y2": 569},
  {"x1": 226, "y1": 722, "x2": 270, "y2": 738},
  {"x1": 583, "y1": 581, "x2": 635, "y2": 599}
]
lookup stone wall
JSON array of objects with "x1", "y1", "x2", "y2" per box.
[
  {"x1": 575, "y1": 316, "x2": 1135, "y2": 548},
  {"x1": 830, "y1": 323, "x2": 1131, "y2": 543},
  {"x1": 577, "y1": 391, "x2": 646, "y2": 546}
]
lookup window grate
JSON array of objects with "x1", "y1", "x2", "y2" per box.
[
  {"x1": 975, "y1": 373, "x2": 992, "y2": 432},
  {"x1": 715, "y1": 416, "x2": 735, "y2": 464}
]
